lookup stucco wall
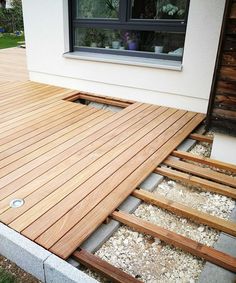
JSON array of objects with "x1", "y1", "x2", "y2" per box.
[{"x1": 22, "y1": 0, "x2": 226, "y2": 113}]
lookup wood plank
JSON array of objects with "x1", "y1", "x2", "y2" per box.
[
  {"x1": 223, "y1": 36, "x2": 236, "y2": 52},
  {"x1": 171, "y1": 150, "x2": 236, "y2": 173},
  {"x1": 0, "y1": 110, "x2": 113, "y2": 202},
  {"x1": 0, "y1": 110, "x2": 113, "y2": 185},
  {"x1": 73, "y1": 249, "x2": 141, "y2": 283},
  {"x1": 13, "y1": 106, "x2": 173, "y2": 235},
  {"x1": 0, "y1": 85, "x2": 58, "y2": 109},
  {"x1": 133, "y1": 189, "x2": 236, "y2": 237},
  {"x1": 213, "y1": 107, "x2": 236, "y2": 119},
  {"x1": 0, "y1": 101, "x2": 78, "y2": 135},
  {"x1": 0, "y1": 107, "x2": 165, "y2": 226},
  {"x1": 230, "y1": 2, "x2": 236, "y2": 18},
  {"x1": 155, "y1": 167, "x2": 236, "y2": 199},
  {"x1": 0, "y1": 103, "x2": 145, "y2": 208},
  {"x1": 27, "y1": 108, "x2": 179, "y2": 245},
  {"x1": 216, "y1": 80, "x2": 236, "y2": 96},
  {"x1": 0, "y1": 108, "x2": 96, "y2": 167},
  {"x1": 0, "y1": 87, "x2": 77, "y2": 118},
  {"x1": 222, "y1": 52, "x2": 236, "y2": 66},
  {"x1": 111, "y1": 211, "x2": 236, "y2": 273},
  {"x1": 0, "y1": 104, "x2": 87, "y2": 146},
  {"x1": 188, "y1": 133, "x2": 213, "y2": 143},
  {"x1": 46, "y1": 113, "x2": 204, "y2": 258},
  {"x1": 0, "y1": 88, "x2": 78, "y2": 122},
  {"x1": 215, "y1": 94, "x2": 236, "y2": 106},
  {"x1": 163, "y1": 158, "x2": 236, "y2": 188},
  {"x1": 0, "y1": 48, "x2": 28, "y2": 81},
  {"x1": 219, "y1": 66, "x2": 236, "y2": 81}
]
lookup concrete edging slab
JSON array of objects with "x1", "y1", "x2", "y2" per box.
[{"x1": 0, "y1": 223, "x2": 97, "y2": 283}]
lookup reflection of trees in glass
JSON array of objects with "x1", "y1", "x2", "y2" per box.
[
  {"x1": 132, "y1": 0, "x2": 187, "y2": 19},
  {"x1": 76, "y1": 0, "x2": 119, "y2": 19}
]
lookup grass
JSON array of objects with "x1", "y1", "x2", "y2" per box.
[
  {"x1": 0, "y1": 33, "x2": 24, "y2": 49},
  {"x1": 0, "y1": 267, "x2": 17, "y2": 283}
]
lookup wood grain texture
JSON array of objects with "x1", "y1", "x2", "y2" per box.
[
  {"x1": 47, "y1": 113, "x2": 204, "y2": 258},
  {"x1": 0, "y1": 48, "x2": 28, "y2": 82},
  {"x1": 73, "y1": 249, "x2": 141, "y2": 283},
  {"x1": 155, "y1": 167, "x2": 236, "y2": 199},
  {"x1": 188, "y1": 133, "x2": 213, "y2": 143},
  {"x1": 207, "y1": 1, "x2": 236, "y2": 133},
  {"x1": 0, "y1": 56, "x2": 205, "y2": 261},
  {"x1": 163, "y1": 158, "x2": 236, "y2": 188},
  {"x1": 133, "y1": 189, "x2": 236, "y2": 236},
  {"x1": 171, "y1": 150, "x2": 236, "y2": 173},
  {"x1": 112, "y1": 211, "x2": 236, "y2": 273}
]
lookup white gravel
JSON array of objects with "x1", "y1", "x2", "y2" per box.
[{"x1": 82, "y1": 137, "x2": 236, "y2": 282}]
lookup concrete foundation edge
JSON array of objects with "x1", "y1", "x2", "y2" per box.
[{"x1": 0, "y1": 223, "x2": 97, "y2": 283}]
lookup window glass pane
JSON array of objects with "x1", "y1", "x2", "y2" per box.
[
  {"x1": 74, "y1": 27, "x2": 185, "y2": 58},
  {"x1": 75, "y1": 0, "x2": 119, "y2": 19},
  {"x1": 131, "y1": 0, "x2": 187, "y2": 20}
]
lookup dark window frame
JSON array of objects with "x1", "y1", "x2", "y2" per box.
[{"x1": 68, "y1": 0, "x2": 190, "y2": 61}]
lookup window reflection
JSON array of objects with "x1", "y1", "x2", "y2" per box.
[
  {"x1": 75, "y1": 0, "x2": 120, "y2": 19},
  {"x1": 131, "y1": 0, "x2": 187, "y2": 20},
  {"x1": 74, "y1": 28, "x2": 185, "y2": 57}
]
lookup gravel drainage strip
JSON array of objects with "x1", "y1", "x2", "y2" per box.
[{"x1": 72, "y1": 135, "x2": 236, "y2": 283}]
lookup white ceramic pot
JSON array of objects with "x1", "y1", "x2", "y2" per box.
[
  {"x1": 112, "y1": 41, "x2": 120, "y2": 49},
  {"x1": 154, "y1": 46, "x2": 164, "y2": 53}
]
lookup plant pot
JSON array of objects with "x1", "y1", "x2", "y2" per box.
[
  {"x1": 112, "y1": 41, "x2": 120, "y2": 49},
  {"x1": 128, "y1": 41, "x2": 138, "y2": 51},
  {"x1": 154, "y1": 46, "x2": 164, "y2": 53}
]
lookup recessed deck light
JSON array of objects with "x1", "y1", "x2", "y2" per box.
[{"x1": 10, "y1": 199, "x2": 24, "y2": 208}]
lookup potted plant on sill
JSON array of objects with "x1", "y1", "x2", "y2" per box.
[
  {"x1": 124, "y1": 31, "x2": 139, "y2": 51},
  {"x1": 84, "y1": 28, "x2": 106, "y2": 48},
  {"x1": 111, "y1": 30, "x2": 121, "y2": 49}
]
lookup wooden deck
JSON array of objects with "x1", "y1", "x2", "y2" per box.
[
  {"x1": 0, "y1": 79, "x2": 205, "y2": 259},
  {"x1": 0, "y1": 48, "x2": 28, "y2": 82}
]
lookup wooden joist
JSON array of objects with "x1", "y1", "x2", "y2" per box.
[
  {"x1": 73, "y1": 249, "x2": 141, "y2": 283},
  {"x1": 171, "y1": 150, "x2": 236, "y2": 174},
  {"x1": 189, "y1": 133, "x2": 213, "y2": 143},
  {"x1": 64, "y1": 92, "x2": 133, "y2": 108},
  {"x1": 133, "y1": 189, "x2": 236, "y2": 237},
  {"x1": 111, "y1": 210, "x2": 236, "y2": 273},
  {"x1": 163, "y1": 158, "x2": 236, "y2": 188},
  {"x1": 155, "y1": 167, "x2": 236, "y2": 199}
]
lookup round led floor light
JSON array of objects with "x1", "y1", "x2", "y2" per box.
[{"x1": 10, "y1": 199, "x2": 24, "y2": 208}]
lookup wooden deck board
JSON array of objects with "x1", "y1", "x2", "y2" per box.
[
  {"x1": 0, "y1": 48, "x2": 28, "y2": 82},
  {"x1": 0, "y1": 56, "x2": 205, "y2": 259}
]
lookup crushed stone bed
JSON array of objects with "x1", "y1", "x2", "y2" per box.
[{"x1": 82, "y1": 139, "x2": 236, "y2": 282}]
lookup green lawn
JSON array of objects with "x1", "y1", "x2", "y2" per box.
[
  {"x1": 0, "y1": 33, "x2": 25, "y2": 49},
  {"x1": 0, "y1": 267, "x2": 17, "y2": 283}
]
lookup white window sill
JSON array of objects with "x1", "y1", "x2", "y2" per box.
[{"x1": 63, "y1": 51, "x2": 183, "y2": 71}]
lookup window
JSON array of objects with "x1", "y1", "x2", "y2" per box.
[{"x1": 69, "y1": 0, "x2": 190, "y2": 61}]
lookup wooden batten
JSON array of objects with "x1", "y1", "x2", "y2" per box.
[
  {"x1": 171, "y1": 150, "x2": 236, "y2": 173},
  {"x1": 155, "y1": 167, "x2": 236, "y2": 199},
  {"x1": 163, "y1": 158, "x2": 236, "y2": 188},
  {"x1": 73, "y1": 249, "x2": 141, "y2": 283},
  {"x1": 188, "y1": 133, "x2": 213, "y2": 143},
  {"x1": 112, "y1": 210, "x2": 236, "y2": 273},
  {"x1": 133, "y1": 189, "x2": 236, "y2": 237}
]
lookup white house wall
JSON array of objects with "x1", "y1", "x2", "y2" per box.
[{"x1": 22, "y1": 0, "x2": 226, "y2": 113}]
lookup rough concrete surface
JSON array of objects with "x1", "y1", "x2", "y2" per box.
[{"x1": 198, "y1": 207, "x2": 236, "y2": 283}]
